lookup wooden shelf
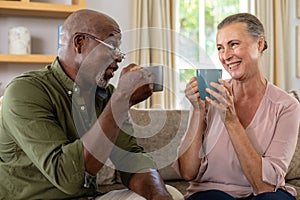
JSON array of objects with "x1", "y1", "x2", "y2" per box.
[
  {"x1": 0, "y1": 0, "x2": 86, "y2": 18},
  {"x1": 0, "y1": 0, "x2": 85, "y2": 65},
  {"x1": 0, "y1": 54, "x2": 56, "y2": 63}
]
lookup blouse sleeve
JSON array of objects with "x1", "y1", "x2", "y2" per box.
[{"x1": 261, "y1": 99, "x2": 300, "y2": 189}]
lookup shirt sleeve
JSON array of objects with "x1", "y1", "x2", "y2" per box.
[
  {"x1": 2, "y1": 78, "x2": 86, "y2": 195},
  {"x1": 261, "y1": 100, "x2": 300, "y2": 189},
  {"x1": 109, "y1": 117, "x2": 157, "y2": 187}
]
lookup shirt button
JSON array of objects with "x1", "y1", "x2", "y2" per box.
[
  {"x1": 81, "y1": 106, "x2": 85, "y2": 111},
  {"x1": 74, "y1": 87, "x2": 78, "y2": 92},
  {"x1": 68, "y1": 91, "x2": 72, "y2": 95}
]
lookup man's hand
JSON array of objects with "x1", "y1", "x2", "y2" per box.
[
  {"x1": 129, "y1": 169, "x2": 174, "y2": 200},
  {"x1": 117, "y1": 63, "x2": 153, "y2": 107}
]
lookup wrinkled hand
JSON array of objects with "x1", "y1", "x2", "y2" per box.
[
  {"x1": 184, "y1": 77, "x2": 205, "y2": 110},
  {"x1": 129, "y1": 169, "x2": 174, "y2": 200},
  {"x1": 206, "y1": 79, "x2": 237, "y2": 123},
  {"x1": 117, "y1": 63, "x2": 153, "y2": 107}
]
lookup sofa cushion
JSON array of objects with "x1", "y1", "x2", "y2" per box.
[
  {"x1": 129, "y1": 109, "x2": 189, "y2": 180},
  {"x1": 96, "y1": 158, "x2": 116, "y2": 185}
]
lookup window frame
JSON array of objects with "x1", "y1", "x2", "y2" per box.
[{"x1": 174, "y1": 0, "x2": 252, "y2": 108}]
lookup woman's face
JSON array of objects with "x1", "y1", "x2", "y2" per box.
[{"x1": 216, "y1": 22, "x2": 264, "y2": 80}]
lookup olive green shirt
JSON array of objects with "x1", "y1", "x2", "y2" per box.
[{"x1": 0, "y1": 58, "x2": 155, "y2": 199}]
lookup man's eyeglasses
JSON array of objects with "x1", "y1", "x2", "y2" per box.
[{"x1": 79, "y1": 33, "x2": 126, "y2": 60}]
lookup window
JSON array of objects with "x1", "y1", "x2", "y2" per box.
[{"x1": 174, "y1": 0, "x2": 251, "y2": 109}]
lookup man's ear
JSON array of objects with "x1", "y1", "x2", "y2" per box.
[{"x1": 74, "y1": 34, "x2": 85, "y2": 54}]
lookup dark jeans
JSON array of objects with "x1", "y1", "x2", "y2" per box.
[{"x1": 187, "y1": 189, "x2": 296, "y2": 200}]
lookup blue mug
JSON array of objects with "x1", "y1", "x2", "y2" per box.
[{"x1": 196, "y1": 69, "x2": 222, "y2": 100}]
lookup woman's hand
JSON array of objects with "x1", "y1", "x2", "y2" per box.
[
  {"x1": 205, "y1": 79, "x2": 237, "y2": 123},
  {"x1": 185, "y1": 77, "x2": 205, "y2": 111}
]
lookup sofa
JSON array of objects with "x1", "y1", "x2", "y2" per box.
[
  {"x1": 97, "y1": 108, "x2": 300, "y2": 199},
  {"x1": 0, "y1": 96, "x2": 299, "y2": 198}
]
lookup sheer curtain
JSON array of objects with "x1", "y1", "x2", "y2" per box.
[
  {"x1": 254, "y1": 0, "x2": 290, "y2": 90},
  {"x1": 131, "y1": 0, "x2": 176, "y2": 109}
]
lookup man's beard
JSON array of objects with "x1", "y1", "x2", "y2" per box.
[{"x1": 96, "y1": 70, "x2": 108, "y2": 88}]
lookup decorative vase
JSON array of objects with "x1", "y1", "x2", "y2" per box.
[{"x1": 8, "y1": 26, "x2": 31, "y2": 54}]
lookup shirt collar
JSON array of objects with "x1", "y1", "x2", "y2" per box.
[
  {"x1": 50, "y1": 57, "x2": 109, "y2": 100},
  {"x1": 50, "y1": 57, "x2": 75, "y2": 96}
]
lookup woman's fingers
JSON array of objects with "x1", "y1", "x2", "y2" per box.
[
  {"x1": 184, "y1": 77, "x2": 205, "y2": 109},
  {"x1": 206, "y1": 81, "x2": 233, "y2": 109}
]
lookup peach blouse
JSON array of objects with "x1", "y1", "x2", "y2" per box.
[{"x1": 174, "y1": 83, "x2": 300, "y2": 199}]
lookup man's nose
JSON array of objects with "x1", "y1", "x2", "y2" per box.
[{"x1": 114, "y1": 56, "x2": 123, "y2": 63}]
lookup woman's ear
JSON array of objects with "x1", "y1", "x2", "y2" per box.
[
  {"x1": 258, "y1": 37, "x2": 265, "y2": 53},
  {"x1": 74, "y1": 34, "x2": 85, "y2": 54}
]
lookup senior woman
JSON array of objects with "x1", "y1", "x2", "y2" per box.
[{"x1": 174, "y1": 13, "x2": 300, "y2": 200}]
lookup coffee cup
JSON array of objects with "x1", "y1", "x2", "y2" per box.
[
  {"x1": 147, "y1": 65, "x2": 164, "y2": 92},
  {"x1": 196, "y1": 69, "x2": 222, "y2": 100}
]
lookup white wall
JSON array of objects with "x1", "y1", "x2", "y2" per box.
[
  {"x1": 86, "y1": 0, "x2": 132, "y2": 33},
  {"x1": 289, "y1": 0, "x2": 300, "y2": 94}
]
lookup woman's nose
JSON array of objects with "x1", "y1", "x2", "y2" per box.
[{"x1": 222, "y1": 48, "x2": 233, "y2": 61}]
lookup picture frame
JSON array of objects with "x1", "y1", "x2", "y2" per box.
[
  {"x1": 297, "y1": 26, "x2": 300, "y2": 77},
  {"x1": 297, "y1": 0, "x2": 300, "y2": 18}
]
